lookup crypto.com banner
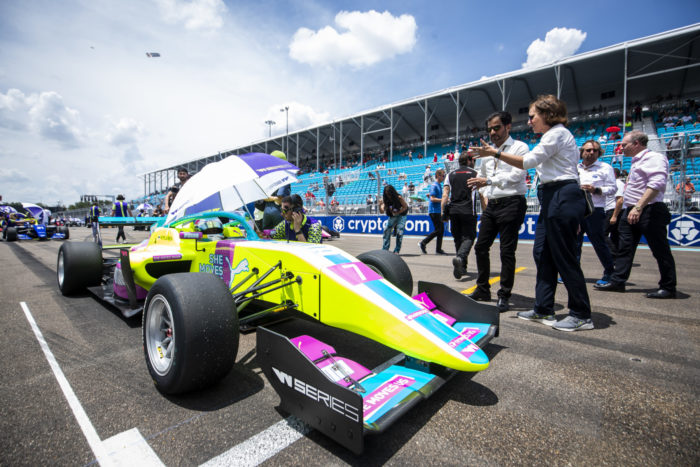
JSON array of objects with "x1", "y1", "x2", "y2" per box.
[{"x1": 315, "y1": 213, "x2": 700, "y2": 246}]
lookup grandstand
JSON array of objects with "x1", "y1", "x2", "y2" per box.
[{"x1": 134, "y1": 24, "x2": 700, "y2": 216}]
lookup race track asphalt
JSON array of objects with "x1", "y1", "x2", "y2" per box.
[{"x1": 0, "y1": 227, "x2": 698, "y2": 466}]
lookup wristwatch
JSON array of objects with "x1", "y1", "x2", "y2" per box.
[
  {"x1": 633, "y1": 205, "x2": 643, "y2": 212},
  {"x1": 494, "y1": 149, "x2": 502, "y2": 159},
  {"x1": 486, "y1": 179, "x2": 493, "y2": 186}
]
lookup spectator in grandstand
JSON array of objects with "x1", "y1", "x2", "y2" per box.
[
  {"x1": 605, "y1": 168, "x2": 625, "y2": 257},
  {"x1": 424, "y1": 165, "x2": 432, "y2": 182},
  {"x1": 111, "y1": 194, "x2": 133, "y2": 243},
  {"x1": 262, "y1": 151, "x2": 292, "y2": 229},
  {"x1": 470, "y1": 94, "x2": 593, "y2": 331},
  {"x1": 597, "y1": 133, "x2": 608, "y2": 144},
  {"x1": 433, "y1": 153, "x2": 438, "y2": 163},
  {"x1": 408, "y1": 181, "x2": 415, "y2": 194},
  {"x1": 418, "y1": 169, "x2": 447, "y2": 256},
  {"x1": 576, "y1": 140, "x2": 617, "y2": 286},
  {"x1": 609, "y1": 132, "x2": 621, "y2": 141},
  {"x1": 587, "y1": 126, "x2": 596, "y2": 136},
  {"x1": 379, "y1": 184, "x2": 408, "y2": 254},
  {"x1": 666, "y1": 133, "x2": 682, "y2": 161},
  {"x1": 330, "y1": 196, "x2": 339, "y2": 213},
  {"x1": 466, "y1": 111, "x2": 529, "y2": 312},
  {"x1": 163, "y1": 167, "x2": 190, "y2": 214},
  {"x1": 633, "y1": 103, "x2": 642, "y2": 122},
  {"x1": 89, "y1": 200, "x2": 101, "y2": 246},
  {"x1": 366, "y1": 194, "x2": 374, "y2": 213},
  {"x1": 676, "y1": 177, "x2": 695, "y2": 209},
  {"x1": 595, "y1": 130, "x2": 677, "y2": 299},
  {"x1": 153, "y1": 204, "x2": 164, "y2": 217},
  {"x1": 269, "y1": 194, "x2": 321, "y2": 243},
  {"x1": 442, "y1": 152, "x2": 478, "y2": 280}
]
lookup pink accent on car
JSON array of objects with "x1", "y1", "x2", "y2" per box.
[{"x1": 327, "y1": 262, "x2": 382, "y2": 285}]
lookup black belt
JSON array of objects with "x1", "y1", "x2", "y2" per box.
[
  {"x1": 488, "y1": 194, "x2": 525, "y2": 205},
  {"x1": 539, "y1": 179, "x2": 577, "y2": 190}
]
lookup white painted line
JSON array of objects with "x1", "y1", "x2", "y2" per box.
[
  {"x1": 19, "y1": 302, "x2": 163, "y2": 466},
  {"x1": 200, "y1": 416, "x2": 310, "y2": 467},
  {"x1": 102, "y1": 428, "x2": 164, "y2": 467}
]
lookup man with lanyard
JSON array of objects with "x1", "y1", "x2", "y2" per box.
[
  {"x1": 442, "y1": 152, "x2": 478, "y2": 279},
  {"x1": 595, "y1": 130, "x2": 677, "y2": 299},
  {"x1": 467, "y1": 111, "x2": 529, "y2": 312},
  {"x1": 418, "y1": 169, "x2": 447, "y2": 255},
  {"x1": 111, "y1": 194, "x2": 133, "y2": 243},
  {"x1": 577, "y1": 140, "x2": 617, "y2": 286},
  {"x1": 89, "y1": 200, "x2": 101, "y2": 245},
  {"x1": 270, "y1": 194, "x2": 322, "y2": 243}
]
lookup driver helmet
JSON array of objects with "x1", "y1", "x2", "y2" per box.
[{"x1": 194, "y1": 218, "x2": 223, "y2": 235}]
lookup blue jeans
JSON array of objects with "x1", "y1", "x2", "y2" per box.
[{"x1": 382, "y1": 215, "x2": 407, "y2": 253}]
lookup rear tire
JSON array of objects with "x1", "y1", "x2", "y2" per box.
[
  {"x1": 143, "y1": 273, "x2": 239, "y2": 395},
  {"x1": 6, "y1": 227, "x2": 17, "y2": 242},
  {"x1": 58, "y1": 226, "x2": 70, "y2": 239},
  {"x1": 357, "y1": 249, "x2": 413, "y2": 296},
  {"x1": 57, "y1": 242, "x2": 103, "y2": 295}
]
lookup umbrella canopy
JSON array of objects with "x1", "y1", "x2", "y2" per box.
[
  {"x1": 166, "y1": 153, "x2": 299, "y2": 224},
  {"x1": 22, "y1": 203, "x2": 48, "y2": 224},
  {"x1": 409, "y1": 195, "x2": 426, "y2": 202},
  {"x1": 0, "y1": 205, "x2": 18, "y2": 214},
  {"x1": 137, "y1": 203, "x2": 153, "y2": 212},
  {"x1": 605, "y1": 126, "x2": 621, "y2": 133}
]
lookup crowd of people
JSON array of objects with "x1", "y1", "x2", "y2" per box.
[{"x1": 377, "y1": 95, "x2": 679, "y2": 332}]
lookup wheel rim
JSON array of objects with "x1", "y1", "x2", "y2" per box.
[
  {"x1": 145, "y1": 294, "x2": 175, "y2": 376},
  {"x1": 57, "y1": 251, "x2": 65, "y2": 287}
]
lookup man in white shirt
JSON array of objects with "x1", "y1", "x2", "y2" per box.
[
  {"x1": 467, "y1": 111, "x2": 529, "y2": 312},
  {"x1": 576, "y1": 140, "x2": 617, "y2": 285}
]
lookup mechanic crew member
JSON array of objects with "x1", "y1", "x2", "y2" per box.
[
  {"x1": 270, "y1": 194, "x2": 322, "y2": 243},
  {"x1": 111, "y1": 195, "x2": 133, "y2": 243},
  {"x1": 467, "y1": 111, "x2": 529, "y2": 312},
  {"x1": 89, "y1": 200, "x2": 101, "y2": 246}
]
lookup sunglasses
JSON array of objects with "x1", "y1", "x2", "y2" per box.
[
  {"x1": 487, "y1": 125, "x2": 502, "y2": 132},
  {"x1": 528, "y1": 115, "x2": 535, "y2": 120}
]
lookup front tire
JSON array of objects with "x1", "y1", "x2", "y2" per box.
[
  {"x1": 143, "y1": 273, "x2": 239, "y2": 395},
  {"x1": 357, "y1": 249, "x2": 413, "y2": 296},
  {"x1": 57, "y1": 242, "x2": 103, "y2": 295},
  {"x1": 6, "y1": 227, "x2": 17, "y2": 242},
  {"x1": 58, "y1": 226, "x2": 70, "y2": 239}
]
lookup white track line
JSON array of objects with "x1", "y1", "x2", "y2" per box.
[
  {"x1": 20, "y1": 302, "x2": 163, "y2": 466},
  {"x1": 200, "y1": 416, "x2": 310, "y2": 467}
]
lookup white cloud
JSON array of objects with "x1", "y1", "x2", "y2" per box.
[
  {"x1": 106, "y1": 117, "x2": 145, "y2": 146},
  {"x1": 155, "y1": 0, "x2": 227, "y2": 31},
  {"x1": 289, "y1": 10, "x2": 417, "y2": 68},
  {"x1": 1, "y1": 88, "x2": 83, "y2": 147},
  {"x1": 0, "y1": 167, "x2": 31, "y2": 183},
  {"x1": 522, "y1": 27, "x2": 587, "y2": 69},
  {"x1": 265, "y1": 102, "x2": 330, "y2": 137}
]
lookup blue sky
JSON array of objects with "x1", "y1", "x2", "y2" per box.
[{"x1": 0, "y1": 0, "x2": 697, "y2": 205}]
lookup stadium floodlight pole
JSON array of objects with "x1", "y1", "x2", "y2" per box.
[
  {"x1": 280, "y1": 106, "x2": 289, "y2": 154},
  {"x1": 265, "y1": 120, "x2": 276, "y2": 138}
]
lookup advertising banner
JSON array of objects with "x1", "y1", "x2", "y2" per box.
[{"x1": 315, "y1": 213, "x2": 700, "y2": 247}]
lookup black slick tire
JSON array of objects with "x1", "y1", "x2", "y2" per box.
[
  {"x1": 357, "y1": 249, "x2": 413, "y2": 296},
  {"x1": 142, "y1": 273, "x2": 239, "y2": 395},
  {"x1": 57, "y1": 242, "x2": 103, "y2": 295}
]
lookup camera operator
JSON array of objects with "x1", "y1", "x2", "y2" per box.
[{"x1": 270, "y1": 194, "x2": 322, "y2": 243}]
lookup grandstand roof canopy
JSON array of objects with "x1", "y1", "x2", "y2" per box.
[{"x1": 143, "y1": 23, "x2": 700, "y2": 194}]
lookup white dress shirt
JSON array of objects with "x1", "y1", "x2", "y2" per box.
[
  {"x1": 479, "y1": 136, "x2": 529, "y2": 198},
  {"x1": 522, "y1": 124, "x2": 580, "y2": 184},
  {"x1": 606, "y1": 178, "x2": 625, "y2": 211},
  {"x1": 577, "y1": 159, "x2": 616, "y2": 208}
]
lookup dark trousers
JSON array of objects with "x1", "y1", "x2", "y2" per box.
[
  {"x1": 421, "y1": 213, "x2": 444, "y2": 251},
  {"x1": 474, "y1": 195, "x2": 527, "y2": 298},
  {"x1": 604, "y1": 208, "x2": 620, "y2": 257},
  {"x1": 576, "y1": 207, "x2": 615, "y2": 276},
  {"x1": 611, "y1": 202, "x2": 677, "y2": 291},
  {"x1": 533, "y1": 181, "x2": 591, "y2": 319},
  {"x1": 116, "y1": 226, "x2": 126, "y2": 242},
  {"x1": 450, "y1": 213, "x2": 477, "y2": 262}
]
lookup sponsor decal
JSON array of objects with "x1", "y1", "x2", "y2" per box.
[
  {"x1": 271, "y1": 367, "x2": 360, "y2": 422},
  {"x1": 153, "y1": 254, "x2": 183, "y2": 261},
  {"x1": 362, "y1": 375, "x2": 415, "y2": 418},
  {"x1": 460, "y1": 343, "x2": 480, "y2": 358},
  {"x1": 668, "y1": 214, "x2": 700, "y2": 246},
  {"x1": 459, "y1": 327, "x2": 481, "y2": 340},
  {"x1": 332, "y1": 216, "x2": 345, "y2": 232},
  {"x1": 405, "y1": 308, "x2": 430, "y2": 321}
]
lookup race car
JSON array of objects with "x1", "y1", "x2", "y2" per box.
[
  {"x1": 57, "y1": 211, "x2": 498, "y2": 453},
  {"x1": 2, "y1": 212, "x2": 69, "y2": 241}
]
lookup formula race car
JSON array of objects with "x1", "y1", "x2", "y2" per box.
[
  {"x1": 57, "y1": 211, "x2": 498, "y2": 453},
  {"x1": 2, "y1": 213, "x2": 69, "y2": 241}
]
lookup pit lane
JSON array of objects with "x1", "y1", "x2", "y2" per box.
[{"x1": 0, "y1": 227, "x2": 698, "y2": 465}]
